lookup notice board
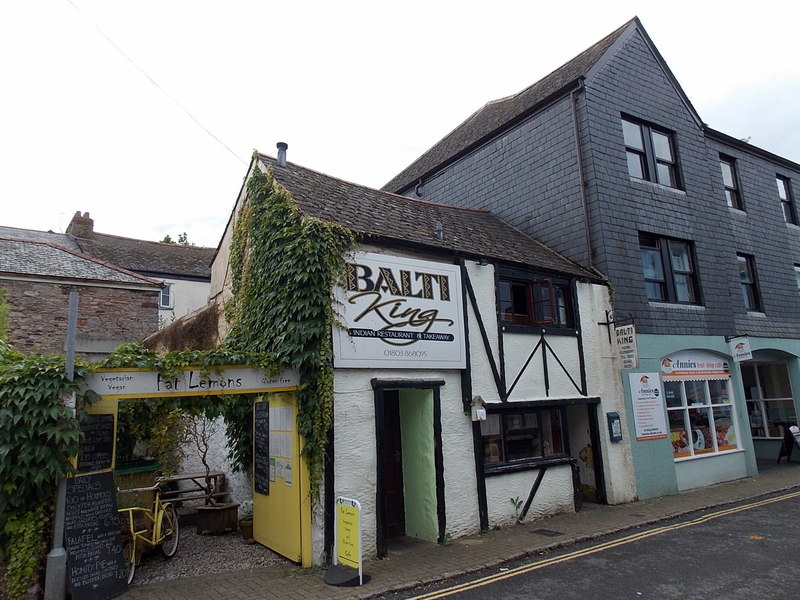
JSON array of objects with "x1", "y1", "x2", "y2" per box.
[
  {"x1": 77, "y1": 413, "x2": 115, "y2": 473},
  {"x1": 254, "y1": 400, "x2": 270, "y2": 495},
  {"x1": 64, "y1": 471, "x2": 128, "y2": 600}
]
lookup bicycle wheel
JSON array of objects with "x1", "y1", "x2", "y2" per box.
[
  {"x1": 159, "y1": 503, "x2": 180, "y2": 558},
  {"x1": 122, "y1": 537, "x2": 136, "y2": 585}
]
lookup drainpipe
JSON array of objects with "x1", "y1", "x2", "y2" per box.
[{"x1": 570, "y1": 79, "x2": 594, "y2": 269}]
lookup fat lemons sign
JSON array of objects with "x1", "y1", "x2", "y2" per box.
[{"x1": 335, "y1": 497, "x2": 362, "y2": 581}]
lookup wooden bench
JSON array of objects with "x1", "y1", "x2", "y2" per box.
[{"x1": 158, "y1": 471, "x2": 229, "y2": 505}]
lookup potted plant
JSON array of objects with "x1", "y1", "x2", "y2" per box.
[
  {"x1": 188, "y1": 416, "x2": 239, "y2": 534},
  {"x1": 239, "y1": 508, "x2": 254, "y2": 543}
]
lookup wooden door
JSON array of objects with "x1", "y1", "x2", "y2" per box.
[{"x1": 382, "y1": 391, "x2": 405, "y2": 539}]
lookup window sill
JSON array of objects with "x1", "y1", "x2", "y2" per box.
[
  {"x1": 673, "y1": 448, "x2": 744, "y2": 462},
  {"x1": 501, "y1": 323, "x2": 579, "y2": 336},
  {"x1": 786, "y1": 222, "x2": 800, "y2": 231},
  {"x1": 484, "y1": 455, "x2": 575, "y2": 476},
  {"x1": 744, "y1": 310, "x2": 767, "y2": 317},
  {"x1": 646, "y1": 301, "x2": 705, "y2": 311},
  {"x1": 728, "y1": 207, "x2": 747, "y2": 216},
  {"x1": 628, "y1": 177, "x2": 686, "y2": 195}
]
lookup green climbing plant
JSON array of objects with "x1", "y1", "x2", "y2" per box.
[{"x1": 223, "y1": 166, "x2": 355, "y2": 499}]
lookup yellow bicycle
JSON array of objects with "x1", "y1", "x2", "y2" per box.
[{"x1": 117, "y1": 481, "x2": 180, "y2": 584}]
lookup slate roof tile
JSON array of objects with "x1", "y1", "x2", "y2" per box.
[
  {"x1": 258, "y1": 155, "x2": 597, "y2": 280},
  {"x1": 0, "y1": 238, "x2": 163, "y2": 286},
  {"x1": 383, "y1": 19, "x2": 634, "y2": 193}
]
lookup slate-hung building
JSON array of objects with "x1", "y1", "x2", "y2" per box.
[
  {"x1": 209, "y1": 152, "x2": 637, "y2": 564},
  {"x1": 384, "y1": 17, "x2": 800, "y2": 499}
]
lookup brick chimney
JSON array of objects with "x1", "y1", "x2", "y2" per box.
[{"x1": 66, "y1": 211, "x2": 94, "y2": 238}]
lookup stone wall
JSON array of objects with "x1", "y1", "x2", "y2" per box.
[{"x1": 3, "y1": 278, "x2": 159, "y2": 357}]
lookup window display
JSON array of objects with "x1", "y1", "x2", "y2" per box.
[
  {"x1": 661, "y1": 351, "x2": 739, "y2": 460},
  {"x1": 481, "y1": 408, "x2": 566, "y2": 468}
]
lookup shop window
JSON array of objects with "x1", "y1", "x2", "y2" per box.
[
  {"x1": 742, "y1": 362, "x2": 797, "y2": 438},
  {"x1": 639, "y1": 233, "x2": 699, "y2": 304},
  {"x1": 720, "y1": 155, "x2": 744, "y2": 210},
  {"x1": 621, "y1": 116, "x2": 681, "y2": 188},
  {"x1": 498, "y1": 274, "x2": 572, "y2": 328},
  {"x1": 664, "y1": 378, "x2": 739, "y2": 459},
  {"x1": 481, "y1": 408, "x2": 567, "y2": 469}
]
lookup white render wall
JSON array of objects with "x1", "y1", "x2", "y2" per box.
[
  {"x1": 576, "y1": 282, "x2": 637, "y2": 505},
  {"x1": 332, "y1": 367, "x2": 480, "y2": 558},
  {"x1": 158, "y1": 278, "x2": 210, "y2": 326},
  {"x1": 485, "y1": 465, "x2": 574, "y2": 526}
]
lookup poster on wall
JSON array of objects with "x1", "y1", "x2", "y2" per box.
[
  {"x1": 332, "y1": 252, "x2": 466, "y2": 369},
  {"x1": 629, "y1": 373, "x2": 668, "y2": 441}
]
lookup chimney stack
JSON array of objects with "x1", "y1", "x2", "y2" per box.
[
  {"x1": 66, "y1": 211, "x2": 94, "y2": 239},
  {"x1": 277, "y1": 142, "x2": 288, "y2": 167}
]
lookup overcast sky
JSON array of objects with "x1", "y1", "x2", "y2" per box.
[{"x1": 2, "y1": 1, "x2": 798, "y2": 248}]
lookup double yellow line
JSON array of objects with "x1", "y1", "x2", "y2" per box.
[{"x1": 410, "y1": 490, "x2": 800, "y2": 599}]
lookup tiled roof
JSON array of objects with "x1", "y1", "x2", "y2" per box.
[
  {"x1": 0, "y1": 238, "x2": 162, "y2": 286},
  {"x1": 383, "y1": 19, "x2": 634, "y2": 193},
  {"x1": 73, "y1": 233, "x2": 215, "y2": 279},
  {"x1": 258, "y1": 155, "x2": 597, "y2": 280}
]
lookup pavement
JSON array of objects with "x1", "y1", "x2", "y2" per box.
[{"x1": 120, "y1": 459, "x2": 800, "y2": 600}]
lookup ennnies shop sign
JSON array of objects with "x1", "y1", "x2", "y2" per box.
[{"x1": 332, "y1": 252, "x2": 466, "y2": 369}]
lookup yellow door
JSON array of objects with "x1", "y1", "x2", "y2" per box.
[{"x1": 252, "y1": 392, "x2": 311, "y2": 566}]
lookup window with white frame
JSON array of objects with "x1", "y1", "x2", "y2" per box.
[
  {"x1": 737, "y1": 254, "x2": 761, "y2": 312},
  {"x1": 742, "y1": 362, "x2": 796, "y2": 438},
  {"x1": 664, "y1": 378, "x2": 739, "y2": 459},
  {"x1": 159, "y1": 283, "x2": 174, "y2": 309}
]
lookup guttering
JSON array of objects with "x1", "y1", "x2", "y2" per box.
[{"x1": 570, "y1": 78, "x2": 594, "y2": 269}]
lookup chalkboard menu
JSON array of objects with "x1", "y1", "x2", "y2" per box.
[
  {"x1": 77, "y1": 414, "x2": 115, "y2": 473},
  {"x1": 65, "y1": 472, "x2": 128, "y2": 600},
  {"x1": 254, "y1": 401, "x2": 270, "y2": 495}
]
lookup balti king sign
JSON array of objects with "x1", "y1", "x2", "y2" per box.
[{"x1": 332, "y1": 252, "x2": 466, "y2": 369}]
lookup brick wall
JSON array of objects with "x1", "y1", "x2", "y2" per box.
[{"x1": 2, "y1": 278, "x2": 160, "y2": 357}]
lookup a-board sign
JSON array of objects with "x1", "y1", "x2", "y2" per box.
[
  {"x1": 335, "y1": 497, "x2": 363, "y2": 583},
  {"x1": 64, "y1": 471, "x2": 128, "y2": 600},
  {"x1": 254, "y1": 401, "x2": 270, "y2": 495},
  {"x1": 77, "y1": 413, "x2": 115, "y2": 473}
]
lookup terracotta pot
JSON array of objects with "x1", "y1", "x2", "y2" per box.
[{"x1": 239, "y1": 520, "x2": 254, "y2": 542}]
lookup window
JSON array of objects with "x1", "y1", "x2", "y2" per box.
[
  {"x1": 638, "y1": 233, "x2": 699, "y2": 304},
  {"x1": 736, "y1": 254, "x2": 761, "y2": 311},
  {"x1": 795, "y1": 264, "x2": 800, "y2": 295},
  {"x1": 743, "y1": 362, "x2": 796, "y2": 438},
  {"x1": 665, "y1": 378, "x2": 739, "y2": 459},
  {"x1": 777, "y1": 176, "x2": 798, "y2": 225},
  {"x1": 622, "y1": 117, "x2": 680, "y2": 188},
  {"x1": 498, "y1": 275, "x2": 572, "y2": 327},
  {"x1": 481, "y1": 408, "x2": 567, "y2": 468},
  {"x1": 720, "y1": 155, "x2": 743, "y2": 210},
  {"x1": 159, "y1": 283, "x2": 174, "y2": 309}
]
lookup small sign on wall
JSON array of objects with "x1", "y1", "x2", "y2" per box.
[
  {"x1": 615, "y1": 324, "x2": 639, "y2": 369},
  {"x1": 629, "y1": 373, "x2": 668, "y2": 441}
]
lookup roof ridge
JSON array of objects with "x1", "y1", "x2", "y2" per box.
[
  {"x1": 88, "y1": 230, "x2": 216, "y2": 250},
  {"x1": 257, "y1": 154, "x2": 492, "y2": 215}
]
